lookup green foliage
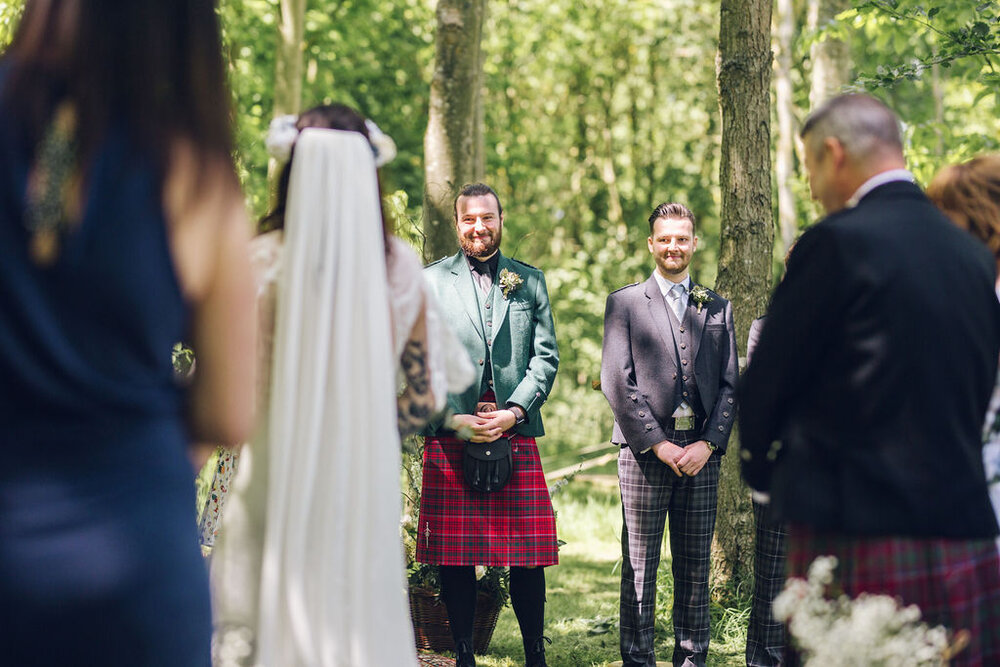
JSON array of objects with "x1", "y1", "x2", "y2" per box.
[
  {"x1": 774, "y1": 0, "x2": 1000, "y2": 219},
  {"x1": 0, "y1": 1, "x2": 22, "y2": 48},
  {"x1": 172, "y1": 342, "x2": 195, "y2": 378},
  {"x1": 838, "y1": 0, "x2": 1000, "y2": 184},
  {"x1": 221, "y1": 0, "x2": 435, "y2": 220},
  {"x1": 479, "y1": 0, "x2": 724, "y2": 452},
  {"x1": 848, "y1": 0, "x2": 1000, "y2": 89},
  {"x1": 220, "y1": 0, "x2": 280, "y2": 216}
]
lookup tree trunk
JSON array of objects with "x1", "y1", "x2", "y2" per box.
[
  {"x1": 274, "y1": 0, "x2": 306, "y2": 117},
  {"x1": 715, "y1": 0, "x2": 773, "y2": 592},
  {"x1": 774, "y1": 0, "x2": 797, "y2": 257},
  {"x1": 270, "y1": 0, "x2": 306, "y2": 195},
  {"x1": 807, "y1": 0, "x2": 851, "y2": 107},
  {"x1": 423, "y1": 0, "x2": 488, "y2": 262}
]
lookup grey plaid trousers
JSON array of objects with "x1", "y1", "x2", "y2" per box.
[
  {"x1": 618, "y1": 430, "x2": 720, "y2": 667},
  {"x1": 745, "y1": 499, "x2": 787, "y2": 667}
]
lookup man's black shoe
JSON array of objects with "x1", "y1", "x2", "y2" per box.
[
  {"x1": 454, "y1": 638, "x2": 476, "y2": 667},
  {"x1": 525, "y1": 635, "x2": 551, "y2": 667}
]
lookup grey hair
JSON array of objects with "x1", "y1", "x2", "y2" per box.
[{"x1": 800, "y1": 93, "x2": 903, "y2": 162}]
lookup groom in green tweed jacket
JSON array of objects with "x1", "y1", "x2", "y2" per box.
[{"x1": 416, "y1": 183, "x2": 559, "y2": 667}]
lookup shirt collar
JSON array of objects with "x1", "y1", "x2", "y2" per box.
[
  {"x1": 466, "y1": 251, "x2": 500, "y2": 277},
  {"x1": 845, "y1": 169, "x2": 915, "y2": 209},
  {"x1": 653, "y1": 271, "x2": 690, "y2": 298}
]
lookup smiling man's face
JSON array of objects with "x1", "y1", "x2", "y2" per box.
[
  {"x1": 648, "y1": 216, "x2": 697, "y2": 280},
  {"x1": 455, "y1": 194, "x2": 503, "y2": 259}
]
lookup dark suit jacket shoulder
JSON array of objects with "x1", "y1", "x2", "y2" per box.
[
  {"x1": 601, "y1": 275, "x2": 739, "y2": 455},
  {"x1": 738, "y1": 181, "x2": 1000, "y2": 538}
]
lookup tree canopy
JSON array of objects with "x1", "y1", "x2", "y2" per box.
[{"x1": 0, "y1": 0, "x2": 996, "y2": 452}]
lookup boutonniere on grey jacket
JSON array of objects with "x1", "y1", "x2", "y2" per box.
[
  {"x1": 689, "y1": 285, "x2": 713, "y2": 313},
  {"x1": 499, "y1": 268, "x2": 523, "y2": 299}
]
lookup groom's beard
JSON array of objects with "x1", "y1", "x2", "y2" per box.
[{"x1": 459, "y1": 228, "x2": 501, "y2": 258}]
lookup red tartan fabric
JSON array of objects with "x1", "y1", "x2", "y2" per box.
[
  {"x1": 416, "y1": 434, "x2": 558, "y2": 567},
  {"x1": 785, "y1": 524, "x2": 1000, "y2": 666}
]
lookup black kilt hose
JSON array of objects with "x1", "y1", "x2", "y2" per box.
[{"x1": 416, "y1": 432, "x2": 558, "y2": 568}]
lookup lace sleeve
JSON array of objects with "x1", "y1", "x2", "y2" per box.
[{"x1": 249, "y1": 230, "x2": 283, "y2": 415}]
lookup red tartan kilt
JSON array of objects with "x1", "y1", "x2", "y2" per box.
[
  {"x1": 785, "y1": 524, "x2": 1000, "y2": 666},
  {"x1": 416, "y1": 434, "x2": 558, "y2": 567}
]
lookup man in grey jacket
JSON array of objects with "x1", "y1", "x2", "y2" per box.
[{"x1": 601, "y1": 202, "x2": 739, "y2": 667}]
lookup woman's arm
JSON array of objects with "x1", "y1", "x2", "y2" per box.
[
  {"x1": 166, "y1": 143, "x2": 257, "y2": 446},
  {"x1": 397, "y1": 304, "x2": 437, "y2": 437}
]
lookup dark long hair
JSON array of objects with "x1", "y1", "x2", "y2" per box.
[
  {"x1": 3, "y1": 0, "x2": 236, "y2": 191},
  {"x1": 259, "y1": 103, "x2": 391, "y2": 253}
]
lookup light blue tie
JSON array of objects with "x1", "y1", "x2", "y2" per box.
[{"x1": 668, "y1": 283, "x2": 687, "y2": 321}]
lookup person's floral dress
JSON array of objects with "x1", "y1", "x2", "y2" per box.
[{"x1": 198, "y1": 448, "x2": 239, "y2": 549}]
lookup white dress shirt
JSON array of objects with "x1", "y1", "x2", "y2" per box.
[{"x1": 845, "y1": 168, "x2": 915, "y2": 209}]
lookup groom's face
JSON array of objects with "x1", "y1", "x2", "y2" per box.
[
  {"x1": 648, "y1": 216, "x2": 697, "y2": 280},
  {"x1": 456, "y1": 194, "x2": 503, "y2": 258}
]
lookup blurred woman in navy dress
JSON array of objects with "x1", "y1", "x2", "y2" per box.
[{"x1": 0, "y1": 1, "x2": 257, "y2": 664}]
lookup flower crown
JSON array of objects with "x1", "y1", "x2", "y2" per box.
[{"x1": 264, "y1": 114, "x2": 397, "y2": 167}]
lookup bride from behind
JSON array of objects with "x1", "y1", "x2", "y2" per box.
[{"x1": 211, "y1": 105, "x2": 473, "y2": 666}]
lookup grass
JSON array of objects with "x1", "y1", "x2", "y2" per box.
[
  {"x1": 198, "y1": 438, "x2": 752, "y2": 665},
  {"x1": 473, "y1": 477, "x2": 749, "y2": 666}
]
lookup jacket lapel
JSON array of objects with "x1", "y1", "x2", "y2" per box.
[
  {"x1": 644, "y1": 275, "x2": 678, "y2": 351},
  {"x1": 687, "y1": 282, "x2": 708, "y2": 363},
  {"x1": 490, "y1": 252, "x2": 514, "y2": 338},
  {"x1": 448, "y1": 252, "x2": 486, "y2": 341}
]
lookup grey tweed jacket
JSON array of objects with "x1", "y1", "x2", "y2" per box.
[{"x1": 600, "y1": 274, "x2": 739, "y2": 456}]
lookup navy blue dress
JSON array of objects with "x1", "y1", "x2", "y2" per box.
[{"x1": 0, "y1": 106, "x2": 212, "y2": 662}]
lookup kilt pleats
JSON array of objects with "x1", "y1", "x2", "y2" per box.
[{"x1": 416, "y1": 435, "x2": 558, "y2": 567}]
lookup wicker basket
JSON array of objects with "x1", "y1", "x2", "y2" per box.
[{"x1": 409, "y1": 586, "x2": 503, "y2": 654}]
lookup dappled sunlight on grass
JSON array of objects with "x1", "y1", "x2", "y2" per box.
[{"x1": 476, "y1": 479, "x2": 747, "y2": 666}]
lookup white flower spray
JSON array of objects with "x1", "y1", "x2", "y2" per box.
[{"x1": 772, "y1": 556, "x2": 955, "y2": 666}]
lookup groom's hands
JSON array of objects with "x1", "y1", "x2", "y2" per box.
[
  {"x1": 675, "y1": 440, "x2": 713, "y2": 477},
  {"x1": 651, "y1": 440, "x2": 685, "y2": 476},
  {"x1": 651, "y1": 439, "x2": 713, "y2": 477},
  {"x1": 451, "y1": 410, "x2": 517, "y2": 442}
]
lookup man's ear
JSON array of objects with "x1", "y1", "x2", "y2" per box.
[{"x1": 826, "y1": 137, "x2": 846, "y2": 168}]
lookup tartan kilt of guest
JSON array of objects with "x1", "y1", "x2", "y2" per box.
[
  {"x1": 785, "y1": 524, "x2": 1000, "y2": 666},
  {"x1": 416, "y1": 434, "x2": 558, "y2": 567}
]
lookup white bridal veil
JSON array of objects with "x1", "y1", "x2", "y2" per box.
[{"x1": 230, "y1": 129, "x2": 417, "y2": 666}]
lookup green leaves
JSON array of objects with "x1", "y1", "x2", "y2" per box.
[{"x1": 221, "y1": 0, "x2": 434, "y2": 221}]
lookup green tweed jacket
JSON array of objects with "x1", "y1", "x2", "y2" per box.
[{"x1": 421, "y1": 250, "x2": 559, "y2": 438}]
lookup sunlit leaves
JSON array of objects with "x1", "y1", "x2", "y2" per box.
[{"x1": 222, "y1": 0, "x2": 435, "y2": 219}]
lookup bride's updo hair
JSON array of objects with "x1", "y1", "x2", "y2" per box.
[{"x1": 260, "y1": 103, "x2": 390, "y2": 251}]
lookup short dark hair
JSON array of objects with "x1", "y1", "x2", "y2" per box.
[
  {"x1": 454, "y1": 183, "x2": 503, "y2": 219},
  {"x1": 648, "y1": 202, "x2": 696, "y2": 234}
]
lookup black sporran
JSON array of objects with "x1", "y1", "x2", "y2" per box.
[{"x1": 462, "y1": 437, "x2": 513, "y2": 493}]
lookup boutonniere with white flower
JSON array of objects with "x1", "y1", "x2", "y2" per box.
[
  {"x1": 499, "y1": 268, "x2": 523, "y2": 299},
  {"x1": 689, "y1": 285, "x2": 713, "y2": 313}
]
